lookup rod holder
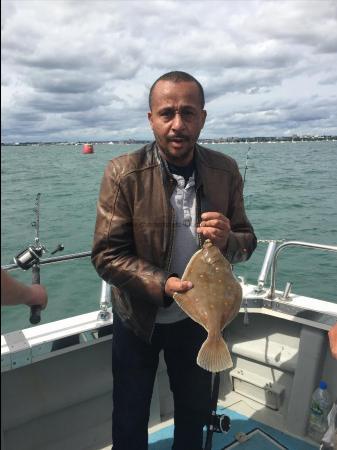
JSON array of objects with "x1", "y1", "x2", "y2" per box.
[
  {"x1": 256, "y1": 241, "x2": 277, "y2": 292},
  {"x1": 98, "y1": 281, "x2": 112, "y2": 320},
  {"x1": 281, "y1": 282, "x2": 293, "y2": 301}
]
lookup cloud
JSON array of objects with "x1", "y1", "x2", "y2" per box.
[
  {"x1": 1, "y1": 0, "x2": 337, "y2": 142},
  {"x1": 205, "y1": 95, "x2": 337, "y2": 138}
]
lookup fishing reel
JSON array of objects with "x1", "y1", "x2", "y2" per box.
[
  {"x1": 212, "y1": 413, "x2": 231, "y2": 434},
  {"x1": 13, "y1": 193, "x2": 64, "y2": 270},
  {"x1": 14, "y1": 245, "x2": 45, "y2": 270},
  {"x1": 204, "y1": 412, "x2": 231, "y2": 450},
  {"x1": 14, "y1": 243, "x2": 64, "y2": 270}
]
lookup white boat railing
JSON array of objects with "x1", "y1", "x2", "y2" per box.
[
  {"x1": 268, "y1": 241, "x2": 337, "y2": 300},
  {"x1": 2, "y1": 241, "x2": 337, "y2": 372},
  {"x1": 2, "y1": 240, "x2": 337, "y2": 321},
  {"x1": 3, "y1": 240, "x2": 337, "y2": 307}
]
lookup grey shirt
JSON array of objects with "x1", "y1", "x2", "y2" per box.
[{"x1": 155, "y1": 172, "x2": 199, "y2": 323}]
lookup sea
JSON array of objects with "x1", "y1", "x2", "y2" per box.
[{"x1": 1, "y1": 141, "x2": 337, "y2": 334}]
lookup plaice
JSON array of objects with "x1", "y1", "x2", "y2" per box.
[{"x1": 173, "y1": 239, "x2": 242, "y2": 372}]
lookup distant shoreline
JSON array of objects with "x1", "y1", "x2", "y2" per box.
[{"x1": 2, "y1": 136, "x2": 337, "y2": 146}]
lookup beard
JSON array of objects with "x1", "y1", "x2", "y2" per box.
[{"x1": 155, "y1": 134, "x2": 196, "y2": 166}]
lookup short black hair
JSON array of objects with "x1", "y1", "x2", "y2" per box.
[{"x1": 149, "y1": 71, "x2": 205, "y2": 110}]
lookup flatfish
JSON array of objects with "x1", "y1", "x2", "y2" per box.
[{"x1": 173, "y1": 239, "x2": 242, "y2": 372}]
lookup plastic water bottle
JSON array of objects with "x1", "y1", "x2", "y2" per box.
[{"x1": 307, "y1": 381, "x2": 332, "y2": 442}]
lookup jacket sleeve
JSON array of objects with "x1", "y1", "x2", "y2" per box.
[
  {"x1": 224, "y1": 161, "x2": 257, "y2": 264},
  {"x1": 91, "y1": 161, "x2": 169, "y2": 307}
]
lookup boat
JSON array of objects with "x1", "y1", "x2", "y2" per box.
[{"x1": 1, "y1": 239, "x2": 337, "y2": 450}]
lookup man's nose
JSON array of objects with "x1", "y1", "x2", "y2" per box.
[{"x1": 171, "y1": 112, "x2": 185, "y2": 130}]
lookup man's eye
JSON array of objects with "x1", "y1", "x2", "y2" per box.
[
  {"x1": 181, "y1": 110, "x2": 195, "y2": 118},
  {"x1": 160, "y1": 111, "x2": 174, "y2": 119}
]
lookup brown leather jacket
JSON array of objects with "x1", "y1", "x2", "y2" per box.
[{"x1": 92, "y1": 142, "x2": 257, "y2": 341}]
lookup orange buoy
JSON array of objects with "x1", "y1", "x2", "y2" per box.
[{"x1": 82, "y1": 143, "x2": 94, "y2": 154}]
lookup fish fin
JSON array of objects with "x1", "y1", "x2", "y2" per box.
[{"x1": 197, "y1": 335, "x2": 233, "y2": 373}]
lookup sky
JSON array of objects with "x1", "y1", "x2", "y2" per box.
[{"x1": 1, "y1": 0, "x2": 337, "y2": 143}]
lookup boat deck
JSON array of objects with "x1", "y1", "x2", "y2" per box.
[
  {"x1": 99, "y1": 395, "x2": 319, "y2": 450},
  {"x1": 148, "y1": 405, "x2": 319, "y2": 450}
]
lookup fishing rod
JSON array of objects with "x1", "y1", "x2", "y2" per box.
[
  {"x1": 242, "y1": 145, "x2": 252, "y2": 187},
  {"x1": 204, "y1": 145, "x2": 253, "y2": 449},
  {"x1": 13, "y1": 193, "x2": 64, "y2": 324},
  {"x1": 204, "y1": 372, "x2": 231, "y2": 450},
  {"x1": 242, "y1": 145, "x2": 252, "y2": 327}
]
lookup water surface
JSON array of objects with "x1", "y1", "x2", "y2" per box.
[{"x1": 1, "y1": 141, "x2": 336, "y2": 333}]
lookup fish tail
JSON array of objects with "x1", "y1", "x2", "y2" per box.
[{"x1": 197, "y1": 335, "x2": 233, "y2": 373}]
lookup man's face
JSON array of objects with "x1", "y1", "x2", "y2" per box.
[{"x1": 148, "y1": 80, "x2": 207, "y2": 166}]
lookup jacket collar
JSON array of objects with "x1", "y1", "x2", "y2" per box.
[
  {"x1": 153, "y1": 141, "x2": 205, "y2": 190},
  {"x1": 154, "y1": 144, "x2": 171, "y2": 178}
]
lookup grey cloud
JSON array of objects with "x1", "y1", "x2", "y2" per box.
[
  {"x1": 65, "y1": 107, "x2": 145, "y2": 130},
  {"x1": 7, "y1": 111, "x2": 44, "y2": 122},
  {"x1": 32, "y1": 75, "x2": 102, "y2": 94},
  {"x1": 204, "y1": 69, "x2": 285, "y2": 103},
  {"x1": 249, "y1": 1, "x2": 337, "y2": 51},
  {"x1": 203, "y1": 93, "x2": 337, "y2": 138},
  {"x1": 318, "y1": 74, "x2": 337, "y2": 85},
  {"x1": 317, "y1": 39, "x2": 337, "y2": 54},
  {"x1": 26, "y1": 92, "x2": 107, "y2": 113},
  {"x1": 16, "y1": 52, "x2": 89, "y2": 71}
]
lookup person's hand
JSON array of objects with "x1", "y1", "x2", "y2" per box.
[
  {"x1": 1, "y1": 269, "x2": 48, "y2": 308},
  {"x1": 197, "y1": 212, "x2": 231, "y2": 250},
  {"x1": 328, "y1": 323, "x2": 337, "y2": 360},
  {"x1": 165, "y1": 277, "x2": 193, "y2": 298},
  {"x1": 26, "y1": 284, "x2": 48, "y2": 309}
]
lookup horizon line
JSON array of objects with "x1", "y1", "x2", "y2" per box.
[{"x1": 2, "y1": 135, "x2": 337, "y2": 145}]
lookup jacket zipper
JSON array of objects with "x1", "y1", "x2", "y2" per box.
[
  {"x1": 165, "y1": 207, "x2": 176, "y2": 272},
  {"x1": 196, "y1": 186, "x2": 202, "y2": 249},
  {"x1": 149, "y1": 182, "x2": 176, "y2": 342}
]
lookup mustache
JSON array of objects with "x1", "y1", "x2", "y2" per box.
[{"x1": 167, "y1": 134, "x2": 189, "y2": 141}]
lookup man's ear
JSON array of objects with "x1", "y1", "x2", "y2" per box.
[
  {"x1": 148, "y1": 111, "x2": 153, "y2": 129},
  {"x1": 201, "y1": 110, "x2": 207, "y2": 128}
]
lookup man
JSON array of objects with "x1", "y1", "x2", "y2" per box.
[
  {"x1": 1, "y1": 268, "x2": 48, "y2": 308},
  {"x1": 92, "y1": 71, "x2": 256, "y2": 450}
]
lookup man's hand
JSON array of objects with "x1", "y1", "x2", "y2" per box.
[
  {"x1": 165, "y1": 277, "x2": 193, "y2": 298},
  {"x1": 197, "y1": 212, "x2": 231, "y2": 250}
]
